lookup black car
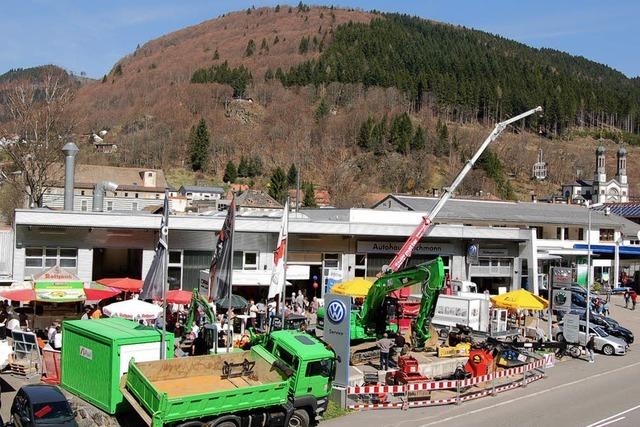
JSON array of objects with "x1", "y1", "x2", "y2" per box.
[
  {"x1": 10, "y1": 384, "x2": 77, "y2": 427},
  {"x1": 571, "y1": 310, "x2": 634, "y2": 344}
]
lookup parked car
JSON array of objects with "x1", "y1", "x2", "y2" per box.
[
  {"x1": 10, "y1": 384, "x2": 77, "y2": 426},
  {"x1": 571, "y1": 311, "x2": 635, "y2": 344},
  {"x1": 553, "y1": 321, "x2": 627, "y2": 356}
]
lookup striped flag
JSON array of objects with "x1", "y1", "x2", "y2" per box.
[
  {"x1": 268, "y1": 199, "x2": 289, "y2": 299},
  {"x1": 141, "y1": 193, "x2": 169, "y2": 300}
]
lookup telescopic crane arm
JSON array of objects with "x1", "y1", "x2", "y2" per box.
[{"x1": 386, "y1": 106, "x2": 543, "y2": 273}]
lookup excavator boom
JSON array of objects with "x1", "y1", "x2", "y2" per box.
[{"x1": 185, "y1": 289, "x2": 216, "y2": 331}]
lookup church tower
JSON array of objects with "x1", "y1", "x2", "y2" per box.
[
  {"x1": 594, "y1": 145, "x2": 606, "y2": 183},
  {"x1": 616, "y1": 147, "x2": 629, "y2": 202}
]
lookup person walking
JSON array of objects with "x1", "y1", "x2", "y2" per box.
[
  {"x1": 376, "y1": 333, "x2": 395, "y2": 371},
  {"x1": 631, "y1": 290, "x2": 638, "y2": 311},
  {"x1": 624, "y1": 289, "x2": 630, "y2": 308},
  {"x1": 248, "y1": 299, "x2": 258, "y2": 328},
  {"x1": 586, "y1": 333, "x2": 596, "y2": 363}
]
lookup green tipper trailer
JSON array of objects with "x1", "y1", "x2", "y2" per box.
[
  {"x1": 61, "y1": 318, "x2": 173, "y2": 414},
  {"x1": 123, "y1": 330, "x2": 335, "y2": 427}
]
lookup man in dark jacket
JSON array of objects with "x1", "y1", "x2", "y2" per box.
[{"x1": 586, "y1": 334, "x2": 595, "y2": 363}]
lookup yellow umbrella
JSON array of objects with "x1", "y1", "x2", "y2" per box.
[
  {"x1": 331, "y1": 278, "x2": 374, "y2": 298},
  {"x1": 490, "y1": 289, "x2": 549, "y2": 310}
]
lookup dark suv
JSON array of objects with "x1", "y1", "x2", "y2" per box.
[{"x1": 10, "y1": 385, "x2": 77, "y2": 426}]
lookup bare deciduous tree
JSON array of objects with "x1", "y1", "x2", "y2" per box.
[{"x1": 0, "y1": 75, "x2": 75, "y2": 207}]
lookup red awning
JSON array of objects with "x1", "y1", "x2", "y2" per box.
[
  {"x1": 96, "y1": 277, "x2": 143, "y2": 292},
  {"x1": 0, "y1": 289, "x2": 36, "y2": 302},
  {"x1": 165, "y1": 289, "x2": 193, "y2": 305}
]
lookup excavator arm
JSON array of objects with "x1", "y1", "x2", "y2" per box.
[
  {"x1": 413, "y1": 257, "x2": 445, "y2": 348},
  {"x1": 359, "y1": 257, "x2": 445, "y2": 336},
  {"x1": 185, "y1": 289, "x2": 216, "y2": 331}
]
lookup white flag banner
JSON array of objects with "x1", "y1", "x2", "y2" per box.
[{"x1": 268, "y1": 200, "x2": 289, "y2": 299}]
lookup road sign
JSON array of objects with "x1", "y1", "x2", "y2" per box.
[
  {"x1": 466, "y1": 243, "x2": 479, "y2": 265},
  {"x1": 323, "y1": 294, "x2": 351, "y2": 387}
]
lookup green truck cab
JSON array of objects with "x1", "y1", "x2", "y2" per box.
[{"x1": 122, "y1": 330, "x2": 335, "y2": 427}]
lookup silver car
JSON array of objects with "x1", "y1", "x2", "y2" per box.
[{"x1": 553, "y1": 322, "x2": 627, "y2": 356}]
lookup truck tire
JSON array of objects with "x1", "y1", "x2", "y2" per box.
[
  {"x1": 288, "y1": 409, "x2": 310, "y2": 427},
  {"x1": 212, "y1": 422, "x2": 236, "y2": 427},
  {"x1": 177, "y1": 422, "x2": 205, "y2": 427}
]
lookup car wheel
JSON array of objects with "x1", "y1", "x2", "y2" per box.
[
  {"x1": 289, "y1": 409, "x2": 310, "y2": 427},
  {"x1": 555, "y1": 333, "x2": 565, "y2": 342},
  {"x1": 602, "y1": 344, "x2": 615, "y2": 356}
]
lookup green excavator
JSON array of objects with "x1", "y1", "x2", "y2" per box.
[{"x1": 317, "y1": 257, "x2": 445, "y2": 364}]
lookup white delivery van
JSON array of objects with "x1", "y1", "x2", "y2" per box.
[{"x1": 432, "y1": 294, "x2": 491, "y2": 332}]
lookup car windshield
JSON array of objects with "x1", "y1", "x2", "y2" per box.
[
  {"x1": 32, "y1": 401, "x2": 74, "y2": 424},
  {"x1": 592, "y1": 326, "x2": 608, "y2": 337}
]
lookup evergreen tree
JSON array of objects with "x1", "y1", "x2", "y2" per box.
[
  {"x1": 237, "y1": 156, "x2": 249, "y2": 177},
  {"x1": 435, "y1": 120, "x2": 449, "y2": 157},
  {"x1": 248, "y1": 155, "x2": 263, "y2": 177},
  {"x1": 314, "y1": 98, "x2": 329, "y2": 122},
  {"x1": 101, "y1": 75, "x2": 107, "y2": 83},
  {"x1": 412, "y1": 126, "x2": 426, "y2": 150},
  {"x1": 260, "y1": 38, "x2": 268, "y2": 51},
  {"x1": 357, "y1": 117, "x2": 375, "y2": 149},
  {"x1": 390, "y1": 113, "x2": 413, "y2": 155},
  {"x1": 268, "y1": 167, "x2": 288, "y2": 204},
  {"x1": 189, "y1": 118, "x2": 210, "y2": 172},
  {"x1": 287, "y1": 164, "x2": 298, "y2": 187},
  {"x1": 298, "y1": 36, "x2": 310, "y2": 54},
  {"x1": 223, "y1": 161, "x2": 237, "y2": 183},
  {"x1": 213, "y1": 49, "x2": 220, "y2": 60},
  {"x1": 264, "y1": 68, "x2": 274, "y2": 81},
  {"x1": 274, "y1": 35, "x2": 280, "y2": 44},
  {"x1": 275, "y1": 4, "x2": 280, "y2": 12},
  {"x1": 371, "y1": 116, "x2": 388, "y2": 156},
  {"x1": 303, "y1": 182, "x2": 317, "y2": 207},
  {"x1": 245, "y1": 39, "x2": 256, "y2": 57}
]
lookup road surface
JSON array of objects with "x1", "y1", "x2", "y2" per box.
[{"x1": 324, "y1": 295, "x2": 640, "y2": 427}]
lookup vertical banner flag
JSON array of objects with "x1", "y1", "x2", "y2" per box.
[
  {"x1": 141, "y1": 194, "x2": 169, "y2": 300},
  {"x1": 210, "y1": 197, "x2": 236, "y2": 301},
  {"x1": 268, "y1": 199, "x2": 289, "y2": 299}
]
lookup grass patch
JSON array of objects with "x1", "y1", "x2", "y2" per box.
[
  {"x1": 164, "y1": 167, "x2": 223, "y2": 190},
  {"x1": 323, "y1": 400, "x2": 351, "y2": 420}
]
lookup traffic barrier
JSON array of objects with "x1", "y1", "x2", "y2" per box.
[{"x1": 346, "y1": 356, "x2": 550, "y2": 410}]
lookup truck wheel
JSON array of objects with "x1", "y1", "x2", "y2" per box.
[
  {"x1": 288, "y1": 409, "x2": 310, "y2": 427},
  {"x1": 213, "y1": 422, "x2": 237, "y2": 427},
  {"x1": 602, "y1": 344, "x2": 615, "y2": 356},
  {"x1": 177, "y1": 422, "x2": 205, "y2": 427}
]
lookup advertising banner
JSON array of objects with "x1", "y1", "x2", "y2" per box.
[
  {"x1": 552, "y1": 289, "x2": 572, "y2": 313},
  {"x1": 551, "y1": 267, "x2": 573, "y2": 288},
  {"x1": 323, "y1": 294, "x2": 351, "y2": 387},
  {"x1": 563, "y1": 313, "x2": 580, "y2": 344}
]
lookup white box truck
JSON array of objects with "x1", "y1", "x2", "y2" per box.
[{"x1": 432, "y1": 294, "x2": 491, "y2": 332}]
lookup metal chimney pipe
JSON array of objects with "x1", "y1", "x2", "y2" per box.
[
  {"x1": 62, "y1": 142, "x2": 79, "y2": 211},
  {"x1": 92, "y1": 181, "x2": 118, "y2": 212}
]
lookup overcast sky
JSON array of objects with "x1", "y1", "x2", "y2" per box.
[{"x1": 2, "y1": 0, "x2": 639, "y2": 78}]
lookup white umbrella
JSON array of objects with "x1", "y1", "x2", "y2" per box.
[{"x1": 103, "y1": 298, "x2": 162, "y2": 321}]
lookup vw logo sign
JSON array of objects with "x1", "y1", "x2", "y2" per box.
[
  {"x1": 326, "y1": 300, "x2": 346, "y2": 324},
  {"x1": 467, "y1": 244, "x2": 478, "y2": 257}
]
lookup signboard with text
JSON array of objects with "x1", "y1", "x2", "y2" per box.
[
  {"x1": 357, "y1": 241, "x2": 454, "y2": 255},
  {"x1": 563, "y1": 313, "x2": 580, "y2": 344},
  {"x1": 552, "y1": 267, "x2": 573, "y2": 288},
  {"x1": 323, "y1": 294, "x2": 351, "y2": 387}
]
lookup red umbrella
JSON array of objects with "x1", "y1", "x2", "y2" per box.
[
  {"x1": 164, "y1": 289, "x2": 193, "y2": 305},
  {"x1": 0, "y1": 289, "x2": 36, "y2": 302},
  {"x1": 97, "y1": 277, "x2": 143, "y2": 292},
  {"x1": 0, "y1": 286, "x2": 120, "y2": 302}
]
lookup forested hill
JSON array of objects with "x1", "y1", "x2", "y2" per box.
[{"x1": 281, "y1": 13, "x2": 640, "y2": 136}]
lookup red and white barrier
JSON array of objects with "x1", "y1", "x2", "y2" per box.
[{"x1": 347, "y1": 357, "x2": 549, "y2": 410}]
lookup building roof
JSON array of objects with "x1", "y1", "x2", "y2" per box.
[
  {"x1": 563, "y1": 179, "x2": 593, "y2": 188},
  {"x1": 374, "y1": 194, "x2": 640, "y2": 237},
  {"x1": 604, "y1": 203, "x2": 640, "y2": 219},
  {"x1": 179, "y1": 185, "x2": 225, "y2": 194},
  {"x1": 236, "y1": 190, "x2": 282, "y2": 209},
  {"x1": 51, "y1": 164, "x2": 167, "y2": 192}
]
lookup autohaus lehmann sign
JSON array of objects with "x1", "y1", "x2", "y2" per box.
[{"x1": 357, "y1": 241, "x2": 454, "y2": 255}]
